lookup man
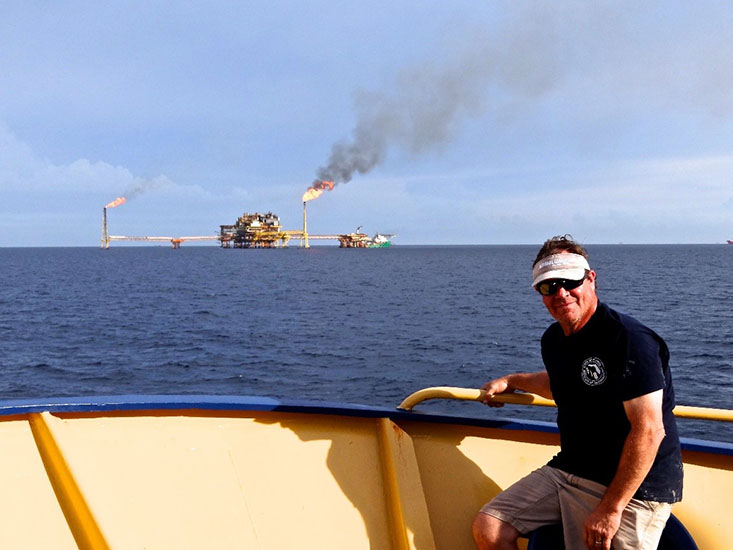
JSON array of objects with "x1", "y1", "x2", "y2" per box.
[{"x1": 472, "y1": 235, "x2": 682, "y2": 550}]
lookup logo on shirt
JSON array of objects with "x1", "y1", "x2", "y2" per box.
[{"x1": 581, "y1": 357, "x2": 607, "y2": 386}]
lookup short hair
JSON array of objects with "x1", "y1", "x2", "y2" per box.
[{"x1": 533, "y1": 234, "x2": 589, "y2": 267}]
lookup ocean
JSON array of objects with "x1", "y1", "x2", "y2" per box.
[{"x1": 1, "y1": 244, "x2": 731, "y2": 442}]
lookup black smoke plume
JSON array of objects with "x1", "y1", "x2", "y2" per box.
[{"x1": 315, "y1": 7, "x2": 565, "y2": 185}]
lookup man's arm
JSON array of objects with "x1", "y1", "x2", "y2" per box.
[
  {"x1": 481, "y1": 371, "x2": 553, "y2": 407},
  {"x1": 583, "y1": 389, "x2": 666, "y2": 550}
]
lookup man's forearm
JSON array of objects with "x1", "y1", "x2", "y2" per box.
[
  {"x1": 504, "y1": 372, "x2": 553, "y2": 399},
  {"x1": 598, "y1": 422, "x2": 665, "y2": 514},
  {"x1": 583, "y1": 390, "x2": 666, "y2": 549},
  {"x1": 481, "y1": 371, "x2": 552, "y2": 407},
  {"x1": 582, "y1": 421, "x2": 665, "y2": 549}
]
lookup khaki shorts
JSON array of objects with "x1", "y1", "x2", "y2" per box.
[{"x1": 480, "y1": 465, "x2": 671, "y2": 550}]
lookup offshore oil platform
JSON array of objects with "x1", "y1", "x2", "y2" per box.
[
  {"x1": 219, "y1": 204, "x2": 394, "y2": 249},
  {"x1": 101, "y1": 199, "x2": 393, "y2": 249}
]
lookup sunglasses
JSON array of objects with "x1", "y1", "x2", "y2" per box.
[{"x1": 535, "y1": 275, "x2": 587, "y2": 296}]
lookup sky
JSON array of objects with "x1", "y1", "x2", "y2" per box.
[{"x1": 1, "y1": 1, "x2": 732, "y2": 246}]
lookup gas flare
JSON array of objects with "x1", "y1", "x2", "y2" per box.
[
  {"x1": 301, "y1": 180, "x2": 334, "y2": 202},
  {"x1": 105, "y1": 197, "x2": 126, "y2": 208}
]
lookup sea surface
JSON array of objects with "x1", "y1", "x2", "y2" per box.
[{"x1": 1, "y1": 244, "x2": 731, "y2": 442}]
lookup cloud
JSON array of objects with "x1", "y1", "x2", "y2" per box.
[
  {"x1": 466, "y1": 155, "x2": 733, "y2": 242},
  {"x1": 0, "y1": 124, "x2": 236, "y2": 205},
  {"x1": 0, "y1": 123, "x2": 243, "y2": 245},
  {"x1": 0, "y1": 124, "x2": 166, "y2": 196}
]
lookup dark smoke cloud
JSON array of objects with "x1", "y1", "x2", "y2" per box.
[{"x1": 315, "y1": 4, "x2": 568, "y2": 185}]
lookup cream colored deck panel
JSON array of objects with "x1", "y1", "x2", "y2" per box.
[
  {"x1": 42, "y1": 412, "x2": 394, "y2": 550},
  {"x1": 406, "y1": 422, "x2": 559, "y2": 550},
  {"x1": 0, "y1": 419, "x2": 77, "y2": 549},
  {"x1": 222, "y1": 413, "x2": 393, "y2": 549}
]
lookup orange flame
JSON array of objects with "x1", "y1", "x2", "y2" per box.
[
  {"x1": 105, "y1": 196, "x2": 126, "y2": 208},
  {"x1": 302, "y1": 180, "x2": 334, "y2": 202}
]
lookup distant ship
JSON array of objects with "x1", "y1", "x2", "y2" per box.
[
  {"x1": 339, "y1": 228, "x2": 395, "y2": 248},
  {"x1": 728, "y1": 240, "x2": 733, "y2": 245},
  {"x1": 368, "y1": 233, "x2": 394, "y2": 248}
]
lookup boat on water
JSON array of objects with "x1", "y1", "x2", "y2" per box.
[
  {"x1": 338, "y1": 229, "x2": 395, "y2": 248},
  {"x1": 0, "y1": 388, "x2": 729, "y2": 549},
  {"x1": 369, "y1": 233, "x2": 395, "y2": 248}
]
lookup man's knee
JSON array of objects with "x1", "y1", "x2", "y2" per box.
[{"x1": 472, "y1": 511, "x2": 520, "y2": 550}]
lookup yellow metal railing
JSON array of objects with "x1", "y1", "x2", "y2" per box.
[
  {"x1": 28, "y1": 412, "x2": 110, "y2": 550},
  {"x1": 398, "y1": 386, "x2": 733, "y2": 422}
]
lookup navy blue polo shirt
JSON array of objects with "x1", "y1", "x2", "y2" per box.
[{"x1": 542, "y1": 302, "x2": 683, "y2": 503}]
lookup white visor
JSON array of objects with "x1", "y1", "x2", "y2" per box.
[{"x1": 532, "y1": 253, "x2": 590, "y2": 288}]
